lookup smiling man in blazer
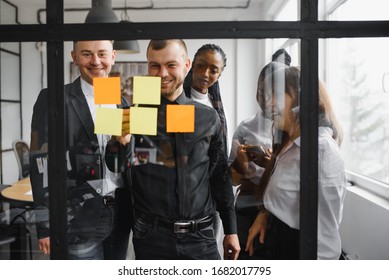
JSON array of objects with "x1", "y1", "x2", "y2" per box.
[{"x1": 30, "y1": 40, "x2": 132, "y2": 260}]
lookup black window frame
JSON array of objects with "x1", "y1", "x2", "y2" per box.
[{"x1": 1, "y1": 0, "x2": 388, "y2": 259}]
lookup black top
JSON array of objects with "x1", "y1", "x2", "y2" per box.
[{"x1": 123, "y1": 92, "x2": 236, "y2": 234}]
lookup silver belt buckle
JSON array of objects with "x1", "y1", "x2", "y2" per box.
[{"x1": 174, "y1": 221, "x2": 191, "y2": 233}]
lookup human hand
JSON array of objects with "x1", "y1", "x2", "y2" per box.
[
  {"x1": 223, "y1": 234, "x2": 241, "y2": 260},
  {"x1": 232, "y1": 145, "x2": 250, "y2": 174},
  {"x1": 38, "y1": 237, "x2": 50, "y2": 255},
  {"x1": 252, "y1": 147, "x2": 272, "y2": 168},
  {"x1": 115, "y1": 108, "x2": 132, "y2": 145},
  {"x1": 245, "y1": 210, "x2": 269, "y2": 256}
]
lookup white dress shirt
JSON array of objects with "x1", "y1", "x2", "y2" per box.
[
  {"x1": 263, "y1": 126, "x2": 347, "y2": 259},
  {"x1": 228, "y1": 110, "x2": 273, "y2": 185},
  {"x1": 81, "y1": 78, "x2": 123, "y2": 196}
]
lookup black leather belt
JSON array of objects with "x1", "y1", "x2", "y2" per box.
[
  {"x1": 139, "y1": 214, "x2": 214, "y2": 234},
  {"x1": 103, "y1": 195, "x2": 117, "y2": 205}
]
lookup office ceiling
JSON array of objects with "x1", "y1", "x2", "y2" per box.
[
  {"x1": 7, "y1": 0, "x2": 265, "y2": 9},
  {"x1": 4, "y1": 0, "x2": 289, "y2": 24}
]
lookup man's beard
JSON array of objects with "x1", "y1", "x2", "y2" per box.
[{"x1": 162, "y1": 79, "x2": 184, "y2": 99}]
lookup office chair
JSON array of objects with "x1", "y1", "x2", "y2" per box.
[{"x1": 12, "y1": 140, "x2": 30, "y2": 180}]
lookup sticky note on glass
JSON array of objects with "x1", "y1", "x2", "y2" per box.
[
  {"x1": 130, "y1": 106, "x2": 158, "y2": 135},
  {"x1": 133, "y1": 76, "x2": 161, "y2": 105},
  {"x1": 94, "y1": 77, "x2": 121, "y2": 104},
  {"x1": 166, "y1": 104, "x2": 195, "y2": 133},
  {"x1": 95, "y1": 107, "x2": 123, "y2": 136}
]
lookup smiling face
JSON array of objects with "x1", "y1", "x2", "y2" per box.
[
  {"x1": 271, "y1": 92, "x2": 296, "y2": 133},
  {"x1": 191, "y1": 50, "x2": 224, "y2": 94},
  {"x1": 71, "y1": 40, "x2": 116, "y2": 85},
  {"x1": 257, "y1": 63, "x2": 301, "y2": 137},
  {"x1": 147, "y1": 40, "x2": 191, "y2": 101}
]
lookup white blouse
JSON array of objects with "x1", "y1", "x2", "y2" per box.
[
  {"x1": 263, "y1": 126, "x2": 347, "y2": 259},
  {"x1": 228, "y1": 111, "x2": 272, "y2": 185}
]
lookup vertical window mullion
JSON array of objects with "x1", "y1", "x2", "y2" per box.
[
  {"x1": 46, "y1": 0, "x2": 67, "y2": 259},
  {"x1": 300, "y1": 0, "x2": 319, "y2": 260}
]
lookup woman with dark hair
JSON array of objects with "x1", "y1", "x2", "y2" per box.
[
  {"x1": 183, "y1": 44, "x2": 228, "y2": 253},
  {"x1": 229, "y1": 49, "x2": 291, "y2": 259},
  {"x1": 245, "y1": 60, "x2": 346, "y2": 260},
  {"x1": 183, "y1": 44, "x2": 228, "y2": 154}
]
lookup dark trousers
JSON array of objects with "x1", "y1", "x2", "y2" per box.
[
  {"x1": 235, "y1": 192, "x2": 271, "y2": 260},
  {"x1": 267, "y1": 213, "x2": 300, "y2": 260},
  {"x1": 67, "y1": 188, "x2": 132, "y2": 260},
  {"x1": 132, "y1": 217, "x2": 221, "y2": 260}
]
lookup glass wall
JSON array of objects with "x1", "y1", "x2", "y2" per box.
[
  {"x1": 1, "y1": 0, "x2": 388, "y2": 261},
  {"x1": 319, "y1": 0, "x2": 389, "y2": 196},
  {"x1": 321, "y1": 38, "x2": 389, "y2": 185}
]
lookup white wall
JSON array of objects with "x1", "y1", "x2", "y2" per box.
[{"x1": 340, "y1": 186, "x2": 389, "y2": 259}]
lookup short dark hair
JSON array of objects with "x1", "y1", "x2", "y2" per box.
[{"x1": 147, "y1": 39, "x2": 188, "y2": 55}]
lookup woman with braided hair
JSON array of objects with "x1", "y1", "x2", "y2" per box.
[{"x1": 183, "y1": 44, "x2": 229, "y2": 254}]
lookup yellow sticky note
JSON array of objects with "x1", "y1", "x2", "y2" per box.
[
  {"x1": 166, "y1": 104, "x2": 195, "y2": 133},
  {"x1": 94, "y1": 77, "x2": 121, "y2": 104},
  {"x1": 95, "y1": 107, "x2": 123, "y2": 136},
  {"x1": 133, "y1": 76, "x2": 161, "y2": 105},
  {"x1": 130, "y1": 107, "x2": 158, "y2": 136}
]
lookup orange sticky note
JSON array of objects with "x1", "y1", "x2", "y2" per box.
[
  {"x1": 166, "y1": 104, "x2": 195, "y2": 133},
  {"x1": 93, "y1": 77, "x2": 121, "y2": 104}
]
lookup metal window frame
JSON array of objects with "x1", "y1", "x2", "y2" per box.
[{"x1": 0, "y1": 0, "x2": 388, "y2": 259}]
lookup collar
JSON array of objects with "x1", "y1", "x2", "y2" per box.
[
  {"x1": 293, "y1": 126, "x2": 334, "y2": 148},
  {"x1": 190, "y1": 87, "x2": 208, "y2": 100},
  {"x1": 80, "y1": 77, "x2": 94, "y2": 98},
  {"x1": 161, "y1": 90, "x2": 189, "y2": 105}
]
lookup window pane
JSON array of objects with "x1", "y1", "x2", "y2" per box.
[
  {"x1": 0, "y1": 0, "x2": 18, "y2": 24},
  {"x1": 1, "y1": 45, "x2": 20, "y2": 100},
  {"x1": 321, "y1": 38, "x2": 389, "y2": 185},
  {"x1": 320, "y1": 0, "x2": 389, "y2": 21}
]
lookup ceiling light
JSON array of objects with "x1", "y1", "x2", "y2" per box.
[
  {"x1": 85, "y1": 0, "x2": 118, "y2": 23},
  {"x1": 113, "y1": 0, "x2": 140, "y2": 54}
]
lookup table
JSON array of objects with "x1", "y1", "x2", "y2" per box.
[
  {"x1": 0, "y1": 177, "x2": 33, "y2": 259},
  {"x1": 1, "y1": 177, "x2": 33, "y2": 205}
]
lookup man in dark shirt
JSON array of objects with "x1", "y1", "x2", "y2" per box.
[{"x1": 113, "y1": 39, "x2": 239, "y2": 259}]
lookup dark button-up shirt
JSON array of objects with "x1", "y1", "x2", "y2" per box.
[{"x1": 130, "y1": 92, "x2": 237, "y2": 234}]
